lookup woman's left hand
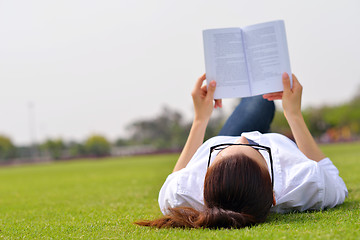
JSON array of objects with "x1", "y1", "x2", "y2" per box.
[{"x1": 191, "y1": 74, "x2": 222, "y2": 122}]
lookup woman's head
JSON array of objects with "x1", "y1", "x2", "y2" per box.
[{"x1": 204, "y1": 150, "x2": 274, "y2": 226}]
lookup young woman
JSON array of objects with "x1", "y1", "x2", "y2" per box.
[{"x1": 136, "y1": 73, "x2": 348, "y2": 229}]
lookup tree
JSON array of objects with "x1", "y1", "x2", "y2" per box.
[
  {"x1": 127, "y1": 106, "x2": 190, "y2": 149},
  {"x1": 0, "y1": 135, "x2": 16, "y2": 161},
  {"x1": 67, "y1": 141, "x2": 87, "y2": 158},
  {"x1": 126, "y1": 105, "x2": 226, "y2": 150},
  {"x1": 114, "y1": 137, "x2": 132, "y2": 147},
  {"x1": 85, "y1": 135, "x2": 111, "y2": 157},
  {"x1": 41, "y1": 138, "x2": 65, "y2": 160}
]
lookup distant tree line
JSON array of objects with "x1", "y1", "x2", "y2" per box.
[
  {"x1": 1, "y1": 90, "x2": 359, "y2": 163},
  {"x1": 0, "y1": 134, "x2": 112, "y2": 163},
  {"x1": 38, "y1": 135, "x2": 111, "y2": 160},
  {"x1": 0, "y1": 106, "x2": 225, "y2": 163},
  {"x1": 119, "y1": 106, "x2": 225, "y2": 149}
]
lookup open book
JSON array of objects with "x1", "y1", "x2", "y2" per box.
[{"x1": 203, "y1": 20, "x2": 292, "y2": 99}]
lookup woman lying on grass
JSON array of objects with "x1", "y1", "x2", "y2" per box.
[{"x1": 136, "y1": 73, "x2": 348, "y2": 229}]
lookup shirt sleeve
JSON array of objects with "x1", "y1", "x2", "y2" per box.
[
  {"x1": 158, "y1": 171, "x2": 181, "y2": 215},
  {"x1": 158, "y1": 169, "x2": 204, "y2": 215},
  {"x1": 318, "y1": 158, "x2": 348, "y2": 209}
]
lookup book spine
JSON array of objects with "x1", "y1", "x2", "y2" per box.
[{"x1": 240, "y1": 30, "x2": 252, "y2": 96}]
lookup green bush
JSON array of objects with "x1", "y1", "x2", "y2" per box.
[
  {"x1": 85, "y1": 135, "x2": 111, "y2": 157},
  {"x1": 0, "y1": 135, "x2": 16, "y2": 161}
]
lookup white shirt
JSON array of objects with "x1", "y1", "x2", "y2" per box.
[{"x1": 158, "y1": 131, "x2": 348, "y2": 214}]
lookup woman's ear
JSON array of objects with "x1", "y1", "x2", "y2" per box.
[{"x1": 273, "y1": 192, "x2": 276, "y2": 206}]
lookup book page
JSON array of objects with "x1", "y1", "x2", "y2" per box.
[
  {"x1": 243, "y1": 20, "x2": 292, "y2": 96},
  {"x1": 203, "y1": 28, "x2": 251, "y2": 99}
]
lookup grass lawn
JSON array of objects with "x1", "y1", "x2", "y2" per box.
[{"x1": 0, "y1": 142, "x2": 359, "y2": 239}]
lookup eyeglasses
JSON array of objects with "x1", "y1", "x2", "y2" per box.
[{"x1": 207, "y1": 143, "x2": 274, "y2": 188}]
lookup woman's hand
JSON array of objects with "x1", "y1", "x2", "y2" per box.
[
  {"x1": 264, "y1": 72, "x2": 325, "y2": 161},
  {"x1": 263, "y1": 72, "x2": 302, "y2": 119},
  {"x1": 173, "y1": 74, "x2": 222, "y2": 172},
  {"x1": 191, "y1": 74, "x2": 222, "y2": 122}
]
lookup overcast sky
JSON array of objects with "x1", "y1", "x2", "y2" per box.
[{"x1": 1, "y1": 0, "x2": 360, "y2": 145}]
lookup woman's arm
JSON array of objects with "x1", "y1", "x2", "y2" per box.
[
  {"x1": 173, "y1": 74, "x2": 222, "y2": 172},
  {"x1": 263, "y1": 73, "x2": 326, "y2": 162}
]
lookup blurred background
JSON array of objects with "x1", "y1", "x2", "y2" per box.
[{"x1": 0, "y1": 0, "x2": 359, "y2": 164}]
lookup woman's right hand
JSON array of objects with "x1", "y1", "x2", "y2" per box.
[
  {"x1": 264, "y1": 73, "x2": 326, "y2": 161},
  {"x1": 263, "y1": 72, "x2": 302, "y2": 119}
]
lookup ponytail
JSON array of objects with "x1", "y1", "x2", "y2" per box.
[
  {"x1": 135, "y1": 207, "x2": 200, "y2": 228},
  {"x1": 200, "y1": 207, "x2": 256, "y2": 229},
  {"x1": 134, "y1": 206, "x2": 257, "y2": 229}
]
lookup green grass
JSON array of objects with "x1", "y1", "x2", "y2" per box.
[{"x1": 0, "y1": 142, "x2": 359, "y2": 239}]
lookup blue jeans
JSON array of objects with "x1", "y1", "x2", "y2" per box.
[{"x1": 218, "y1": 95, "x2": 275, "y2": 136}]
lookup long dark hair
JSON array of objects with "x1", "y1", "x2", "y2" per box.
[{"x1": 135, "y1": 153, "x2": 273, "y2": 229}]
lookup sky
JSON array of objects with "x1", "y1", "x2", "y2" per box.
[{"x1": 1, "y1": 0, "x2": 360, "y2": 145}]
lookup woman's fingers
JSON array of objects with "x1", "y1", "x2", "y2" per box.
[
  {"x1": 263, "y1": 92, "x2": 283, "y2": 100},
  {"x1": 265, "y1": 97, "x2": 282, "y2": 101},
  {"x1": 192, "y1": 74, "x2": 206, "y2": 99},
  {"x1": 263, "y1": 92, "x2": 283, "y2": 98},
  {"x1": 291, "y1": 74, "x2": 302, "y2": 93},
  {"x1": 200, "y1": 84, "x2": 208, "y2": 95},
  {"x1": 214, "y1": 99, "x2": 222, "y2": 108},
  {"x1": 194, "y1": 73, "x2": 206, "y2": 91},
  {"x1": 206, "y1": 80, "x2": 216, "y2": 100},
  {"x1": 282, "y1": 72, "x2": 291, "y2": 92},
  {"x1": 262, "y1": 72, "x2": 293, "y2": 101},
  {"x1": 193, "y1": 74, "x2": 221, "y2": 110}
]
